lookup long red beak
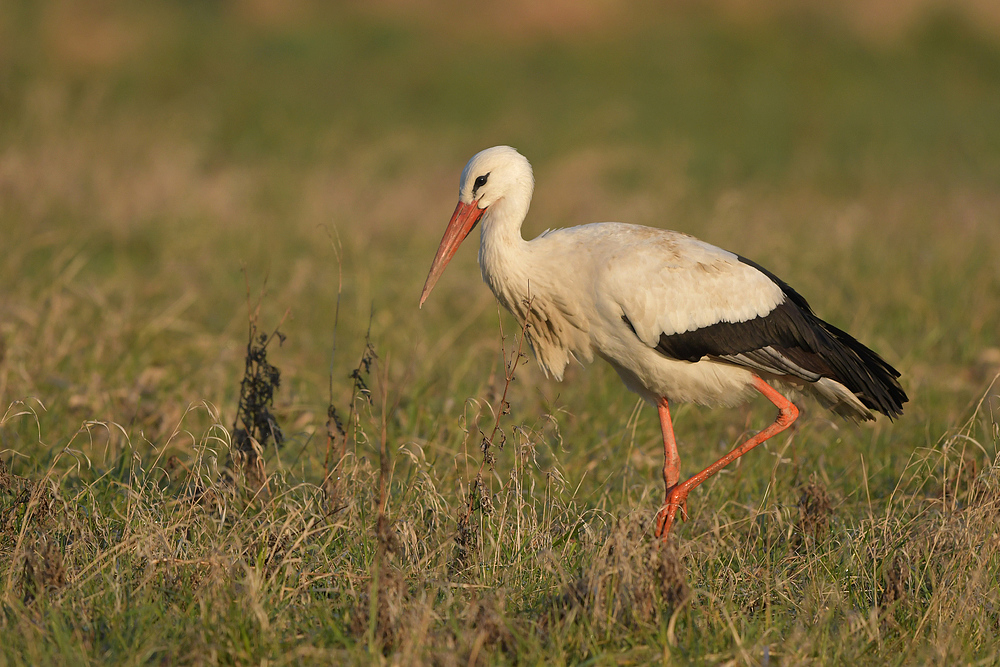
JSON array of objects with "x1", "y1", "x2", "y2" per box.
[{"x1": 419, "y1": 200, "x2": 485, "y2": 307}]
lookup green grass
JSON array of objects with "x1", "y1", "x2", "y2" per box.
[{"x1": 2, "y1": 1, "x2": 1000, "y2": 664}]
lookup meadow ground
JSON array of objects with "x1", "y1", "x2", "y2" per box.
[{"x1": 2, "y1": 1, "x2": 1000, "y2": 664}]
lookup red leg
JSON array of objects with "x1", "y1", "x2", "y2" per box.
[
  {"x1": 655, "y1": 376, "x2": 799, "y2": 540},
  {"x1": 654, "y1": 398, "x2": 683, "y2": 535}
]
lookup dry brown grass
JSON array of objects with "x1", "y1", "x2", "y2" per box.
[{"x1": 2, "y1": 347, "x2": 999, "y2": 663}]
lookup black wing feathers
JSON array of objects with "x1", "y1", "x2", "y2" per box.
[{"x1": 630, "y1": 255, "x2": 907, "y2": 419}]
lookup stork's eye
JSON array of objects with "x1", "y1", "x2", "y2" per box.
[{"x1": 473, "y1": 173, "x2": 489, "y2": 194}]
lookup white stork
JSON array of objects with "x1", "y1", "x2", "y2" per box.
[{"x1": 420, "y1": 146, "x2": 907, "y2": 539}]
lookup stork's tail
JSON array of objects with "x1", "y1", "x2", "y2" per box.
[
  {"x1": 807, "y1": 318, "x2": 908, "y2": 420},
  {"x1": 735, "y1": 254, "x2": 908, "y2": 420}
]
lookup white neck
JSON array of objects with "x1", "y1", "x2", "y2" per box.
[{"x1": 478, "y1": 188, "x2": 533, "y2": 312}]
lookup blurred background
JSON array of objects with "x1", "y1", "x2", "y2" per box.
[{"x1": 1, "y1": 0, "x2": 999, "y2": 470}]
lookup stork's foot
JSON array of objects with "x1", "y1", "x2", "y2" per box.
[{"x1": 654, "y1": 485, "x2": 690, "y2": 540}]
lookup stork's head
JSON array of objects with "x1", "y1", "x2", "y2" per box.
[{"x1": 419, "y1": 146, "x2": 534, "y2": 307}]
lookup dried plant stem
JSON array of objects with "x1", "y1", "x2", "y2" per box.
[
  {"x1": 457, "y1": 298, "x2": 533, "y2": 551},
  {"x1": 324, "y1": 322, "x2": 377, "y2": 507},
  {"x1": 322, "y1": 226, "x2": 345, "y2": 484},
  {"x1": 230, "y1": 275, "x2": 288, "y2": 497},
  {"x1": 369, "y1": 353, "x2": 392, "y2": 652}
]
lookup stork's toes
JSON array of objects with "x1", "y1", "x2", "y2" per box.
[{"x1": 654, "y1": 486, "x2": 690, "y2": 539}]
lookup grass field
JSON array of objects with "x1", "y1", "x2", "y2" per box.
[{"x1": 3, "y1": 1, "x2": 1000, "y2": 664}]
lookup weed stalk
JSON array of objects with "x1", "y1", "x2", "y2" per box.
[
  {"x1": 454, "y1": 297, "x2": 532, "y2": 570},
  {"x1": 228, "y1": 274, "x2": 288, "y2": 498}
]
